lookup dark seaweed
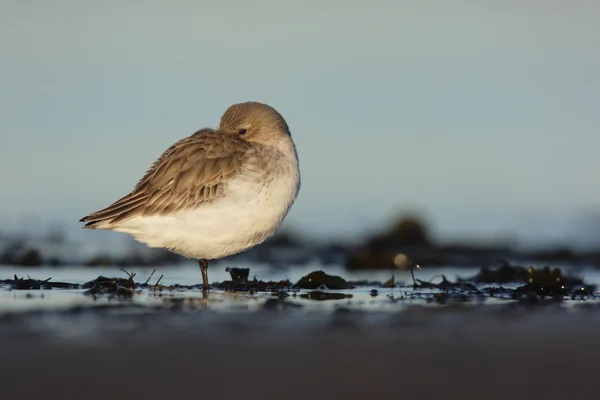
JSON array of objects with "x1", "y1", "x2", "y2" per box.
[
  {"x1": 294, "y1": 270, "x2": 353, "y2": 290},
  {"x1": 0, "y1": 275, "x2": 78, "y2": 290}
]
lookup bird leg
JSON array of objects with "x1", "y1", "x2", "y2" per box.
[{"x1": 198, "y1": 259, "x2": 209, "y2": 291}]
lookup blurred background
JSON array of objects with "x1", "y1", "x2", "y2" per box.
[{"x1": 1, "y1": 0, "x2": 599, "y2": 271}]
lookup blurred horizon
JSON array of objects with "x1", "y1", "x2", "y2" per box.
[{"x1": 1, "y1": 1, "x2": 599, "y2": 250}]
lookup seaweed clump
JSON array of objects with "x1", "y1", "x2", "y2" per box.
[
  {"x1": 407, "y1": 262, "x2": 598, "y2": 304},
  {"x1": 294, "y1": 270, "x2": 354, "y2": 290},
  {"x1": 82, "y1": 270, "x2": 139, "y2": 299},
  {"x1": 225, "y1": 267, "x2": 250, "y2": 282},
  {"x1": 213, "y1": 268, "x2": 293, "y2": 293},
  {"x1": 513, "y1": 266, "x2": 595, "y2": 298},
  {"x1": 1, "y1": 275, "x2": 79, "y2": 290},
  {"x1": 459, "y1": 263, "x2": 596, "y2": 298},
  {"x1": 213, "y1": 278, "x2": 294, "y2": 293}
]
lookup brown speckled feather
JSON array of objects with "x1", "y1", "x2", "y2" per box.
[{"x1": 80, "y1": 129, "x2": 250, "y2": 228}]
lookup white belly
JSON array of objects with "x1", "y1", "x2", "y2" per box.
[{"x1": 111, "y1": 173, "x2": 299, "y2": 260}]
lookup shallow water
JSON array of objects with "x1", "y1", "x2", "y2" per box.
[
  {"x1": 6, "y1": 259, "x2": 599, "y2": 286},
  {"x1": 1, "y1": 261, "x2": 599, "y2": 315}
]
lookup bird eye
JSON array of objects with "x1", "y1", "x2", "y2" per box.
[{"x1": 238, "y1": 129, "x2": 247, "y2": 135}]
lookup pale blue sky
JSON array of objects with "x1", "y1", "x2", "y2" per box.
[{"x1": 1, "y1": 1, "x2": 599, "y2": 246}]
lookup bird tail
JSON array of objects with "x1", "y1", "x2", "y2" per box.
[{"x1": 80, "y1": 193, "x2": 149, "y2": 229}]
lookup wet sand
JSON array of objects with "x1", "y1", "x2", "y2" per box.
[{"x1": 1, "y1": 305, "x2": 599, "y2": 400}]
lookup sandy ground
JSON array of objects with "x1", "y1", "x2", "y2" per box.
[{"x1": 0, "y1": 303, "x2": 599, "y2": 400}]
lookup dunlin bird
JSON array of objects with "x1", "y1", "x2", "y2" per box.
[{"x1": 80, "y1": 102, "x2": 300, "y2": 290}]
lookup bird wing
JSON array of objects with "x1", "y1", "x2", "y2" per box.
[{"x1": 80, "y1": 129, "x2": 249, "y2": 228}]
